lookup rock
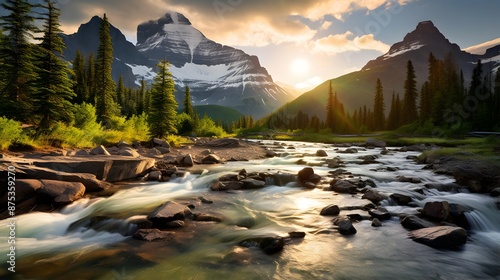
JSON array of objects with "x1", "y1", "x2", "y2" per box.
[
  {"x1": 193, "y1": 213, "x2": 223, "y2": 222},
  {"x1": 156, "y1": 147, "x2": 171, "y2": 154},
  {"x1": 117, "y1": 140, "x2": 131, "y2": 148},
  {"x1": 362, "y1": 190, "x2": 386, "y2": 204},
  {"x1": 422, "y1": 201, "x2": 450, "y2": 221},
  {"x1": 106, "y1": 146, "x2": 120, "y2": 155},
  {"x1": 132, "y1": 229, "x2": 176, "y2": 242},
  {"x1": 119, "y1": 148, "x2": 140, "y2": 157},
  {"x1": 330, "y1": 180, "x2": 357, "y2": 194},
  {"x1": 241, "y1": 178, "x2": 266, "y2": 189},
  {"x1": 153, "y1": 138, "x2": 170, "y2": 148},
  {"x1": 372, "y1": 218, "x2": 382, "y2": 227},
  {"x1": 265, "y1": 150, "x2": 278, "y2": 157},
  {"x1": 75, "y1": 149, "x2": 89, "y2": 156},
  {"x1": 448, "y1": 203, "x2": 471, "y2": 229},
  {"x1": 338, "y1": 148, "x2": 358, "y2": 154},
  {"x1": 210, "y1": 181, "x2": 243, "y2": 191},
  {"x1": 204, "y1": 138, "x2": 241, "y2": 148},
  {"x1": 409, "y1": 226, "x2": 467, "y2": 248},
  {"x1": 202, "y1": 154, "x2": 222, "y2": 164},
  {"x1": 358, "y1": 155, "x2": 379, "y2": 164},
  {"x1": 147, "y1": 171, "x2": 162, "y2": 181},
  {"x1": 288, "y1": 231, "x2": 306, "y2": 238},
  {"x1": 333, "y1": 216, "x2": 357, "y2": 235},
  {"x1": 89, "y1": 145, "x2": 111, "y2": 156},
  {"x1": 490, "y1": 187, "x2": 500, "y2": 197},
  {"x1": 16, "y1": 165, "x2": 112, "y2": 192},
  {"x1": 239, "y1": 236, "x2": 285, "y2": 254},
  {"x1": 37, "y1": 180, "x2": 86, "y2": 204},
  {"x1": 364, "y1": 179, "x2": 377, "y2": 188},
  {"x1": 326, "y1": 158, "x2": 344, "y2": 168},
  {"x1": 380, "y1": 149, "x2": 389, "y2": 155},
  {"x1": 182, "y1": 154, "x2": 194, "y2": 167},
  {"x1": 401, "y1": 215, "x2": 436, "y2": 230},
  {"x1": 297, "y1": 167, "x2": 314, "y2": 184},
  {"x1": 147, "y1": 201, "x2": 192, "y2": 228},
  {"x1": 320, "y1": 204, "x2": 340, "y2": 216},
  {"x1": 199, "y1": 197, "x2": 213, "y2": 204},
  {"x1": 316, "y1": 150, "x2": 328, "y2": 157},
  {"x1": 368, "y1": 207, "x2": 391, "y2": 220},
  {"x1": 397, "y1": 175, "x2": 422, "y2": 184},
  {"x1": 390, "y1": 193, "x2": 412, "y2": 205},
  {"x1": 164, "y1": 220, "x2": 185, "y2": 229},
  {"x1": 366, "y1": 138, "x2": 386, "y2": 148},
  {"x1": 386, "y1": 166, "x2": 397, "y2": 172}
]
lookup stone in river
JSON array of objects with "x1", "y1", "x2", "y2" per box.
[
  {"x1": 241, "y1": 178, "x2": 266, "y2": 189},
  {"x1": 390, "y1": 193, "x2": 412, "y2": 205},
  {"x1": 202, "y1": 154, "x2": 222, "y2": 164},
  {"x1": 362, "y1": 189, "x2": 386, "y2": 204},
  {"x1": 422, "y1": 201, "x2": 450, "y2": 221},
  {"x1": 409, "y1": 226, "x2": 467, "y2": 248},
  {"x1": 38, "y1": 179, "x2": 86, "y2": 204},
  {"x1": 147, "y1": 201, "x2": 192, "y2": 228},
  {"x1": 288, "y1": 231, "x2": 306, "y2": 238},
  {"x1": 316, "y1": 150, "x2": 328, "y2": 157},
  {"x1": 133, "y1": 229, "x2": 176, "y2": 242},
  {"x1": 401, "y1": 215, "x2": 436, "y2": 230},
  {"x1": 193, "y1": 213, "x2": 223, "y2": 222},
  {"x1": 330, "y1": 180, "x2": 357, "y2": 194},
  {"x1": 368, "y1": 207, "x2": 391, "y2": 220},
  {"x1": 320, "y1": 204, "x2": 340, "y2": 216},
  {"x1": 239, "y1": 236, "x2": 285, "y2": 254},
  {"x1": 371, "y1": 218, "x2": 382, "y2": 227},
  {"x1": 333, "y1": 216, "x2": 357, "y2": 235}
]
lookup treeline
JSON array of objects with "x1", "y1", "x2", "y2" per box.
[
  {"x1": 261, "y1": 53, "x2": 500, "y2": 135},
  {"x1": 0, "y1": 0, "x2": 231, "y2": 149}
]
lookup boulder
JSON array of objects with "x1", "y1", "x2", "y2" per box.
[
  {"x1": 265, "y1": 150, "x2": 278, "y2": 158},
  {"x1": 490, "y1": 187, "x2": 500, "y2": 197},
  {"x1": 297, "y1": 167, "x2": 315, "y2": 185},
  {"x1": 117, "y1": 140, "x2": 131, "y2": 148},
  {"x1": 75, "y1": 149, "x2": 89, "y2": 156},
  {"x1": 153, "y1": 138, "x2": 171, "y2": 148},
  {"x1": 401, "y1": 215, "x2": 436, "y2": 230},
  {"x1": 239, "y1": 236, "x2": 285, "y2": 254},
  {"x1": 193, "y1": 213, "x2": 223, "y2": 222},
  {"x1": 147, "y1": 201, "x2": 193, "y2": 228},
  {"x1": 333, "y1": 216, "x2": 357, "y2": 235},
  {"x1": 155, "y1": 147, "x2": 171, "y2": 154},
  {"x1": 147, "y1": 171, "x2": 162, "y2": 181},
  {"x1": 89, "y1": 145, "x2": 111, "y2": 156},
  {"x1": 241, "y1": 178, "x2": 266, "y2": 189},
  {"x1": 366, "y1": 138, "x2": 386, "y2": 148},
  {"x1": 338, "y1": 148, "x2": 358, "y2": 154},
  {"x1": 362, "y1": 190, "x2": 386, "y2": 204},
  {"x1": 422, "y1": 201, "x2": 450, "y2": 221},
  {"x1": 326, "y1": 158, "x2": 344, "y2": 168},
  {"x1": 37, "y1": 180, "x2": 86, "y2": 204},
  {"x1": 368, "y1": 207, "x2": 391, "y2": 220},
  {"x1": 316, "y1": 150, "x2": 328, "y2": 157},
  {"x1": 371, "y1": 218, "x2": 382, "y2": 227},
  {"x1": 288, "y1": 231, "x2": 306, "y2": 238},
  {"x1": 330, "y1": 180, "x2": 357, "y2": 194},
  {"x1": 409, "y1": 226, "x2": 467, "y2": 248},
  {"x1": 164, "y1": 220, "x2": 185, "y2": 229},
  {"x1": 390, "y1": 193, "x2": 412, "y2": 205},
  {"x1": 132, "y1": 229, "x2": 176, "y2": 242},
  {"x1": 210, "y1": 181, "x2": 244, "y2": 191},
  {"x1": 202, "y1": 154, "x2": 222, "y2": 164},
  {"x1": 182, "y1": 154, "x2": 194, "y2": 167},
  {"x1": 397, "y1": 175, "x2": 422, "y2": 184},
  {"x1": 320, "y1": 204, "x2": 340, "y2": 216},
  {"x1": 119, "y1": 148, "x2": 140, "y2": 157},
  {"x1": 204, "y1": 138, "x2": 241, "y2": 148}
]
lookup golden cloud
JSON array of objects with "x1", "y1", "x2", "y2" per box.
[{"x1": 313, "y1": 32, "x2": 390, "y2": 54}]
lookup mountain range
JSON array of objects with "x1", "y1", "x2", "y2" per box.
[
  {"x1": 282, "y1": 21, "x2": 500, "y2": 120},
  {"x1": 61, "y1": 12, "x2": 293, "y2": 119}
]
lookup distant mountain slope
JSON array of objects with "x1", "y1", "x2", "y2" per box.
[
  {"x1": 136, "y1": 12, "x2": 293, "y2": 118},
  {"x1": 282, "y1": 21, "x2": 498, "y2": 120},
  {"x1": 192, "y1": 105, "x2": 243, "y2": 124}
]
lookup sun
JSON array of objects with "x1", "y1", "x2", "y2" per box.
[{"x1": 290, "y1": 58, "x2": 310, "y2": 76}]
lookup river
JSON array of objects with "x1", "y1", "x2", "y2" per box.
[{"x1": 1, "y1": 140, "x2": 499, "y2": 279}]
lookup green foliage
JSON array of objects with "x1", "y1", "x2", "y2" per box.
[
  {"x1": 72, "y1": 50, "x2": 88, "y2": 103},
  {"x1": 402, "y1": 60, "x2": 418, "y2": 125},
  {"x1": 183, "y1": 85, "x2": 194, "y2": 116},
  {"x1": 373, "y1": 78, "x2": 385, "y2": 130},
  {"x1": 0, "y1": 117, "x2": 22, "y2": 149},
  {"x1": 176, "y1": 112, "x2": 195, "y2": 135},
  {"x1": 0, "y1": 0, "x2": 38, "y2": 122},
  {"x1": 73, "y1": 102, "x2": 100, "y2": 131},
  {"x1": 95, "y1": 13, "x2": 119, "y2": 126},
  {"x1": 194, "y1": 115, "x2": 226, "y2": 137},
  {"x1": 148, "y1": 60, "x2": 178, "y2": 138}
]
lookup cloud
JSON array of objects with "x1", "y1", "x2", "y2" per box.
[
  {"x1": 463, "y1": 38, "x2": 500, "y2": 55},
  {"x1": 321, "y1": 21, "x2": 332, "y2": 30},
  {"x1": 54, "y1": 0, "x2": 412, "y2": 46},
  {"x1": 313, "y1": 31, "x2": 390, "y2": 54}
]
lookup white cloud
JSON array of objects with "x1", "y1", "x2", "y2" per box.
[
  {"x1": 321, "y1": 21, "x2": 332, "y2": 30},
  {"x1": 313, "y1": 32, "x2": 390, "y2": 54},
  {"x1": 463, "y1": 38, "x2": 500, "y2": 55}
]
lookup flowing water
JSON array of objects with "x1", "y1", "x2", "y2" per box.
[{"x1": 1, "y1": 140, "x2": 499, "y2": 279}]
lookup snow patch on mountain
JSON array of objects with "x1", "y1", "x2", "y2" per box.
[
  {"x1": 170, "y1": 63, "x2": 231, "y2": 82},
  {"x1": 163, "y1": 24, "x2": 202, "y2": 62},
  {"x1": 125, "y1": 63, "x2": 157, "y2": 85},
  {"x1": 383, "y1": 42, "x2": 424, "y2": 59}
]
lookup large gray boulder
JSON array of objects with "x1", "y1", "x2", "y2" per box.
[
  {"x1": 409, "y1": 226, "x2": 467, "y2": 248},
  {"x1": 401, "y1": 215, "x2": 436, "y2": 230},
  {"x1": 147, "y1": 201, "x2": 192, "y2": 228},
  {"x1": 422, "y1": 201, "x2": 450, "y2": 221},
  {"x1": 37, "y1": 179, "x2": 86, "y2": 204},
  {"x1": 333, "y1": 216, "x2": 357, "y2": 235},
  {"x1": 90, "y1": 145, "x2": 111, "y2": 156},
  {"x1": 153, "y1": 138, "x2": 171, "y2": 148}
]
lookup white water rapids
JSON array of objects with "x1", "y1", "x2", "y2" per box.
[{"x1": 1, "y1": 140, "x2": 499, "y2": 279}]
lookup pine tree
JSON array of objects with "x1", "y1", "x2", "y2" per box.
[
  {"x1": 116, "y1": 76, "x2": 125, "y2": 113},
  {"x1": 86, "y1": 52, "x2": 96, "y2": 103},
  {"x1": 468, "y1": 60, "x2": 483, "y2": 129},
  {"x1": 95, "y1": 13, "x2": 118, "y2": 126},
  {"x1": 148, "y1": 60, "x2": 178, "y2": 138},
  {"x1": 183, "y1": 85, "x2": 194, "y2": 116},
  {"x1": 0, "y1": 0, "x2": 38, "y2": 122},
  {"x1": 419, "y1": 81, "x2": 431, "y2": 121},
  {"x1": 33, "y1": 0, "x2": 75, "y2": 129},
  {"x1": 137, "y1": 79, "x2": 146, "y2": 114},
  {"x1": 402, "y1": 60, "x2": 418, "y2": 124},
  {"x1": 373, "y1": 78, "x2": 385, "y2": 130},
  {"x1": 326, "y1": 81, "x2": 334, "y2": 131},
  {"x1": 494, "y1": 71, "x2": 500, "y2": 127},
  {"x1": 72, "y1": 50, "x2": 88, "y2": 104}
]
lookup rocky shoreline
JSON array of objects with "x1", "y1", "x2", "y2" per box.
[{"x1": 2, "y1": 137, "x2": 499, "y2": 255}]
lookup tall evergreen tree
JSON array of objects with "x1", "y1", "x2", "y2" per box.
[
  {"x1": 33, "y1": 0, "x2": 75, "y2": 129},
  {"x1": 494, "y1": 71, "x2": 500, "y2": 127},
  {"x1": 0, "y1": 0, "x2": 38, "y2": 122},
  {"x1": 148, "y1": 60, "x2": 178, "y2": 138},
  {"x1": 402, "y1": 60, "x2": 418, "y2": 124},
  {"x1": 95, "y1": 13, "x2": 118, "y2": 126},
  {"x1": 326, "y1": 80, "x2": 334, "y2": 130},
  {"x1": 183, "y1": 85, "x2": 194, "y2": 116},
  {"x1": 72, "y1": 50, "x2": 88, "y2": 104},
  {"x1": 373, "y1": 78, "x2": 385, "y2": 130},
  {"x1": 468, "y1": 60, "x2": 483, "y2": 129},
  {"x1": 419, "y1": 81, "x2": 431, "y2": 121},
  {"x1": 86, "y1": 52, "x2": 96, "y2": 103},
  {"x1": 116, "y1": 76, "x2": 125, "y2": 112},
  {"x1": 137, "y1": 79, "x2": 146, "y2": 114}
]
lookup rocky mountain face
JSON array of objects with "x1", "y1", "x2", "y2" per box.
[
  {"x1": 62, "y1": 12, "x2": 292, "y2": 118},
  {"x1": 283, "y1": 21, "x2": 499, "y2": 120}
]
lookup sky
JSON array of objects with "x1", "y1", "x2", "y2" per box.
[{"x1": 3, "y1": 0, "x2": 500, "y2": 91}]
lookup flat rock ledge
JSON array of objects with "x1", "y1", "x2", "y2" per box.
[{"x1": 409, "y1": 226, "x2": 467, "y2": 249}]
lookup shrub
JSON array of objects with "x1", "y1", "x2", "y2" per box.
[
  {"x1": 194, "y1": 115, "x2": 226, "y2": 137},
  {"x1": 176, "y1": 113, "x2": 195, "y2": 135},
  {"x1": 0, "y1": 117, "x2": 22, "y2": 150}
]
